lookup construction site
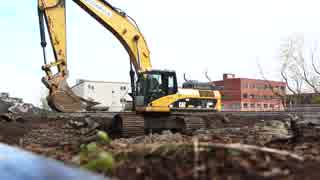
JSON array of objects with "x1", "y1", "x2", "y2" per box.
[{"x1": 2, "y1": 1, "x2": 320, "y2": 180}]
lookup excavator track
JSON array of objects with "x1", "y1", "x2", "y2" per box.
[
  {"x1": 0, "y1": 111, "x2": 307, "y2": 143},
  {"x1": 184, "y1": 116, "x2": 206, "y2": 133},
  {"x1": 119, "y1": 113, "x2": 145, "y2": 138}
]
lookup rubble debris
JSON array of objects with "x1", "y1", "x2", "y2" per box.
[
  {"x1": 8, "y1": 103, "x2": 38, "y2": 114},
  {"x1": 0, "y1": 99, "x2": 12, "y2": 113},
  {"x1": 0, "y1": 92, "x2": 42, "y2": 114}
]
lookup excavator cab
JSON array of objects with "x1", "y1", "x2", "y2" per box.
[{"x1": 135, "y1": 70, "x2": 178, "y2": 106}]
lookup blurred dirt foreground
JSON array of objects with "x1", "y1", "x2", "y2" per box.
[{"x1": 1, "y1": 114, "x2": 320, "y2": 180}]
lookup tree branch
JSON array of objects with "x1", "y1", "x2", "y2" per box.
[
  {"x1": 257, "y1": 61, "x2": 286, "y2": 107},
  {"x1": 311, "y1": 46, "x2": 320, "y2": 76},
  {"x1": 280, "y1": 63, "x2": 297, "y2": 96}
]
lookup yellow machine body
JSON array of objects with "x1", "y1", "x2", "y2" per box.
[{"x1": 137, "y1": 89, "x2": 221, "y2": 112}]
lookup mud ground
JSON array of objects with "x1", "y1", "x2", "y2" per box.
[{"x1": 0, "y1": 114, "x2": 320, "y2": 180}]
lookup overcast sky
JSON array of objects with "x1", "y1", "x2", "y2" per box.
[{"x1": 1, "y1": 0, "x2": 320, "y2": 105}]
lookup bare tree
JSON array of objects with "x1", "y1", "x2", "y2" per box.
[
  {"x1": 279, "y1": 34, "x2": 320, "y2": 104},
  {"x1": 281, "y1": 35, "x2": 320, "y2": 93},
  {"x1": 204, "y1": 69, "x2": 212, "y2": 82},
  {"x1": 257, "y1": 34, "x2": 320, "y2": 107},
  {"x1": 280, "y1": 36, "x2": 302, "y2": 94}
]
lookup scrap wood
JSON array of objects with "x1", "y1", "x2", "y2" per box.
[
  {"x1": 114, "y1": 142, "x2": 304, "y2": 162},
  {"x1": 198, "y1": 143, "x2": 304, "y2": 161}
]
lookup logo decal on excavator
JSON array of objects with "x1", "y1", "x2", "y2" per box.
[{"x1": 84, "y1": 0, "x2": 113, "y2": 18}]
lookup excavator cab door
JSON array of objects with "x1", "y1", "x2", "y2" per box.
[{"x1": 136, "y1": 71, "x2": 178, "y2": 106}]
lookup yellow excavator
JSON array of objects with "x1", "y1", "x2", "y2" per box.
[{"x1": 38, "y1": 0, "x2": 221, "y2": 136}]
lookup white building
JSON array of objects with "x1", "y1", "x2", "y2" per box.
[{"x1": 72, "y1": 79, "x2": 132, "y2": 112}]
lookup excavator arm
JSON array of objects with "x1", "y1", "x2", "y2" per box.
[{"x1": 38, "y1": 0, "x2": 152, "y2": 112}]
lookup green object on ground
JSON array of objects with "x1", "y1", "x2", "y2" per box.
[
  {"x1": 83, "y1": 152, "x2": 114, "y2": 172},
  {"x1": 97, "y1": 131, "x2": 111, "y2": 144}
]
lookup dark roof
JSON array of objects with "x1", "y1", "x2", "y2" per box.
[{"x1": 213, "y1": 78, "x2": 285, "y2": 84}]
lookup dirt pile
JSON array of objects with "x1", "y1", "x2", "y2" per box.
[
  {"x1": 0, "y1": 114, "x2": 320, "y2": 179},
  {"x1": 107, "y1": 121, "x2": 320, "y2": 180},
  {"x1": 112, "y1": 143, "x2": 317, "y2": 180}
]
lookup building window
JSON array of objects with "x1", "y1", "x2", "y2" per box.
[
  {"x1": 120, "y1": 86, "x2": 127, "y2": 91},
  {"x1": 242, "y1": 83, "x2": 251, "y2": 89},
  {"x1": 120, "y1": 98, "x2": 126, "y2": 103},
  {"x1": 243, "y1": 103, "x2": 248, "y2": 108},
  {"x1": 231, "y1": 103, "x2": 241, "y2": 110},
  {"x1": 222, "y1": 95, "x2": 232, "y2": 100},
  {"x1": 264, "y1": 104, "x2": 268, "y2": 108},
  {"x1": 250, "y1": 94, "x2": 255, "y2": 99},
  {"x1": 88, "y1": 85, "x2": 95, "y2": 90},
  {"x1": 243, "y1": 94, "x2": 248, "y2": 98},
  {"x1": 257, "y1": 104, "x2": 261, "y2": 108},
  {"x1": 250, "y1": 104, "x2": 255, "y2": 108},
  {"x1": 257, "y1": 84, "x2": 264, "y2": 90},
  {"x1": 270, "y1": 104, "x2": 274, "y2": 108}
]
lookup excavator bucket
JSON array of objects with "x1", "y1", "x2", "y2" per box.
[{"x1": 46, "y1": 78, "x2": 99, "y2": 113}]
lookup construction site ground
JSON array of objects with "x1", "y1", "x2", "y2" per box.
[{"x1": 1, "y1": 113, "x2": 320, "y2": 180}]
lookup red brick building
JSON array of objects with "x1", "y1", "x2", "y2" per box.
[{"x1": 213, "y1": 74, "x2": 286, "y2": 111}]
